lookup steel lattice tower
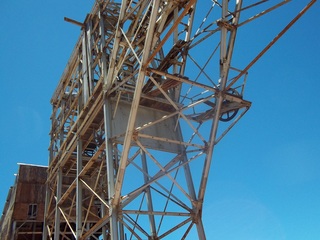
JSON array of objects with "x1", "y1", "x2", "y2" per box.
[{"x1": 43, "y1": 0, "x2": 316, "y2": 239}]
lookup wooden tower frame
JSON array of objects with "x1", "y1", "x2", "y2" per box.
[{"x1": 43, "y1": 1, "x2": 316, "y2": 239}]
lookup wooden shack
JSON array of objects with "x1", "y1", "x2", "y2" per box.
[{"x1": 0, "y1": 164, "x2": 47, "y2": 240}]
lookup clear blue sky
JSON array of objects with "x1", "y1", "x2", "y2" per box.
[{"x1": 0, "y1": 1, "x2": 319, "y2": 239}]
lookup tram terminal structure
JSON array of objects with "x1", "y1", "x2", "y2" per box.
[
  {"x1": 43, "y1": 1, "x2": 316, "y2": 239},
  {"x1": 0, "y1": 0, "x2": 316, "y2": 240}
]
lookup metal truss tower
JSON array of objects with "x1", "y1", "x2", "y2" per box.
[{"x1": 43, "y1": 0, "x2": 316, "y2": 239}]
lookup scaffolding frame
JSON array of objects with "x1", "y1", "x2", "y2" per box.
[{"x1": 43, "y1": 0, "x2": 316, "y2": 239}]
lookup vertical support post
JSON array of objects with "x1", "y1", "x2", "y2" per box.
[
  {"x1": 119, "y1": 221, "x2": 125, "y2": 240},
  {"x1": 116, "y1": 144, "x2": 125, "y2": 240},
  {"x1": 173, "y1": 7, "x2": 179, "y2": 75},
  {"x1": 101, "y1": 187, "x2": 107, "y2": 240},
  {"x1": 99, "y1": 10, "x2": 107, "y2": 240},
  {"x1": 176, "y1": 3, "x2": 196, "y2": 101},
  {"x1": 114, "y1": 0, "x2": 160, "y2": 205},
  {"x1": 109, "y1": 2, "x2": 162, "y2": 235},
  {"x1": 177, "y1": 129, "x2": 206, "y2": 239},
  {"x1": 42, "y1": 183, "x2": 50, "y2": 240},
  {"x1": 197, "y1": 3, "x2": 244, "y2": 238},
  {"x1": 76, "y1": 138, "x2": 83, "y2": 238},
  {"x1": 54, "y1": 168, "x2": 62, "y2": 239},
  {"x1": 44, "y1": 104, "x2": 56, "y2": 240},
  {"x1": 82, "y1": 32, "x2": 89, "y2": 104},
  {"x1": 59, "y1": 100, "x2": 65, "y2": 148},
  {"x1": 103, "y1": 99, "x2": 118, "y2": 240},
  {"x1": 197, "y1": 1, "x2": 238, "y2": 238},
  {"x1": 177, "y1": 2, "x2": 198, "y2": 207},
  {"x1": 172, "y1": 4, "x2": 205, "y2": 238},
  {"x1": 104, "y1": 0, "x2": 128, "y2": 91},
  {"x1": 141, "y1": 150, "x2": 156, "y2": 238},
  {"x1": 99, "y1": 5, "x2": 119, "y2": 239},
  {"x1": 49, "y1": 105, "x2": 55, "y2": 164},
  {"x1": 10, "y1": 221, "x2": 16, "y2": 240},
  {"x1": 86, "y1": 19, "x2": 94, "y2": 96},
  {"x1": 226, "y1": 1, "x2": 242, "y2": 76},
  {"x1": 219, "y1": 0, "x2": 229, "y2": 89}
]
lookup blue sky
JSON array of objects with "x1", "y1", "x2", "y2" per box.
[{"x1": 0, "y1": 1, "x2": 319, "y2": 239}]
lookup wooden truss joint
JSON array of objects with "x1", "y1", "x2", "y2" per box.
[{"x1": 217, "y1": 20, "x2": 237, "y2": 31}]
